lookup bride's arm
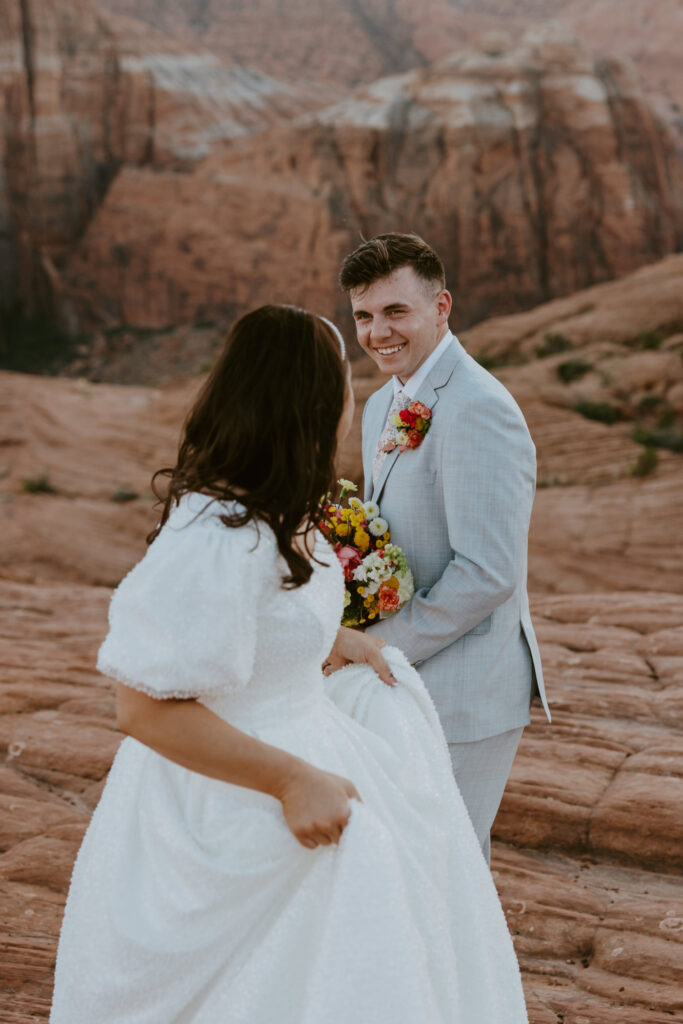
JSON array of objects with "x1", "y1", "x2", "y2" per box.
[{"x1": 116, "y1": 683, "x2": 360, "y2": 849}]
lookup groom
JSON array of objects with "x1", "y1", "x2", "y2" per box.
[{"x1": 340, "y1": 233, "x2": 550, "y2": 863}]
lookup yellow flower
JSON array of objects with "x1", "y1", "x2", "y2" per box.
[
  {"x1": 336, "y1": 523, "x2": 350, "y2": 537},
  {"x1": 341, "y1": 508, "x2": 352, "y2": 520},
  {"x1": 338, "y1": 479, "x2": 358, "y2": 500},
  {"x1": 358, "y1": 586, "x2": 365, "y2": 595},
  {"x1": 383, "y1": 532, "x2": 391, "y2": 543},
  {"x1": 354, "y1": 529, "x2": 370, "y2": 551}
]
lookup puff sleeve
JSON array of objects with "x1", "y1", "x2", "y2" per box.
[{"x1": 97, "y1": 498, "x2": 275, "y2": 699}]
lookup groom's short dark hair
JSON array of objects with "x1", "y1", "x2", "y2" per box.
[{"x1": 340, "y1": 233, "x2": 445, "y2": 293}]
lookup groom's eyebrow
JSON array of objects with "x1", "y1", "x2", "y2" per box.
[{"x1": 352, "y1": 301, "x2": 410, "y2": 318}]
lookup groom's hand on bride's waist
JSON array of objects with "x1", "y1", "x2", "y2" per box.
[{"x1": 322, "y1": 626, "x2": 397, "y2": 687}]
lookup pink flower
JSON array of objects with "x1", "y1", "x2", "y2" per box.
[
  {"x1": 406, "y1": 429, "x2": 424, "y2": 448},
  {"x1": 378, "y1": 584, "x2": 400, "y2": 612},
  {"x1": 335, "y1": 544, "x2": 362, "y2": 582}
]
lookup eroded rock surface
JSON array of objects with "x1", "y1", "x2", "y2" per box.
[
  {"x1": 0, "y1": 0, "x2": 329, "y2": 342},
  {"x1": 55, "y1": 28, "x2": 683, "y2": 335},
  {"x1": 1, "y1": 583, "x2": 681, "y2": 1023}
]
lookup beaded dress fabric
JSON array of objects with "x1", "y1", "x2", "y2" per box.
[{"x1": 50, "y1": 493, "x2": 527, "y2": 1024}]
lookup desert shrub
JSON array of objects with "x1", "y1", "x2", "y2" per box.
[
  {"x1": 632, "y1": 427, "x2": 683, "y2": 452},
  {"x1": 111, "y1": 487, "x2": 139, "y2": 503},
  {"x1": 658, "y1": 407, "x2": 676, "y2": 429},
  {"x1": 573, "y1": 400, "x2": 621, "y2": 425},
  {"x1": 637, "y1": 394, "x2": 663, "y2": 412},
  {"x1": 635, "y1": 329, "x2": 665, "y2": 350},
  {"x1": 630, "y1": 447, "x2": 658, "y2": 477},
  {"x1": 557, "y1": 359, "x2": 591, "y2": 384},
  {"x1": 22, "y1": 473, "x2": 56, "y2": 494},
  {"x1": 474, "y1": 352, "x2": 507, "y2": 370},
  {"x1": 537, "y1": 474, "x2": 570, "y2": 488},
  {"x1": 535, "y1": 332, "x2": 574, "y2": 358}
]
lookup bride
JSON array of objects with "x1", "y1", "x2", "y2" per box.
[{"x1": 50, "y1": 305, "x2": 528, "y2": 1023}]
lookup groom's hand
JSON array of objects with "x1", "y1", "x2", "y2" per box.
[{"x1": 323, "y1": 626, "x2": 397, "y2": 687}]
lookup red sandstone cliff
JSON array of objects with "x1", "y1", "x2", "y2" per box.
[
  {"x1": 52, "y1": 28, "x2": 683, "y2": 338},
  {"x1": 0, "y1": 0, "x2": 330, "y2": 337},
  {"x1": 96, "y1": 0, "x2": 683, "y2": 114}
]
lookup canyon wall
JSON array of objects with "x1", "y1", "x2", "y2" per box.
[
  {"x1": 0, "y1": 0, "x2": 326, "y2": 340},
  {"x1": 54, "y1": 29, "x2": 683, "y2": 337}
]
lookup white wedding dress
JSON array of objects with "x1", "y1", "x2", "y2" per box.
[{"x1": 50, "y1": 493, "x2": 528, "y2": 1024}]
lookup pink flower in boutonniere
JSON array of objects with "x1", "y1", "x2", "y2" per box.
[{"x1": 384, "y1": 400, "x2": 433, "y2": 453}]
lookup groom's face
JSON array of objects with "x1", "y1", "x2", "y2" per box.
[{"x1": 349, "y1": 266, "x2": 452, "y2": 382}]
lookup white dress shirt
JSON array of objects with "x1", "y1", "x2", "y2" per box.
[{"x1": 393, "y1": 329, "x2": 456, "y2": 399}]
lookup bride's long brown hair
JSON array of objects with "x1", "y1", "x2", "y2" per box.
[{"x1": 149, "y1": 305, "x2": 347, "y2": 588}]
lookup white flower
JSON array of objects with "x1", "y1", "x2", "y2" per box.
[
  {"x1": 369, "y1": 517, "x2": 389, "y2": 537},
  {"x1": 362, "y1": 501, "x2": 380, "y2": 520},
  {"x1": 348, "y1": 497, "x2": 364, "y2": 510},
  {"x1": 343, "y1": 589, "x2": 351, "y2": 609},
  {"x1": 352, "y1": 563, "x2": 368, "y2": 582},
  {"x1": 397, "y1": 569, "x2": 414, "y2": 605}
]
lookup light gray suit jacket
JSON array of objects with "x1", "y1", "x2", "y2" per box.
[{"x1": 362, "y1": 335, "x2": 550, "y2": 743}]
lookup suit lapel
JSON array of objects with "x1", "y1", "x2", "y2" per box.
[{"x1": 371, "y1": 338, "x2": 466, "y2": 502}]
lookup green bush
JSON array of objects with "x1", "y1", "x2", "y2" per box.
[
  {"x1": 22, "y1": 473, "x2": 56, "y2": 494},
  {"x1": 573, "y1": 400, "x2": 621, "y2": 425},
  {"x1": 637, "y1": 394, "x2": 663, "y2": 412},
  {"x1": 474, "y1": 352, "x2": 507, "y2": 370},
  {"x1": 557, "y1": 359, "x2": 592, "y2": 384},
  {"x1": 630, "y1": 447, "x2": 658, "y2": 477},
  {"x1": 535, "y1": 332, "x2": 574, "y2": 358},
  {"x1": 658, "y1": 407, "x2": 676, "y2": 429},
  {"x1": 632, "y1": 427, "x2": 683, "y2": 452},
  {"x1": 111, "y1": 487, "x2": 139, "y2": 503},
  {"x1": 635, "y1": 329, "x2": 665, "y2": 350}
]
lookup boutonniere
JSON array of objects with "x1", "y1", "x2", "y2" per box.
[{"x1": 381, "y1": 400, "x2": 433, "y2": 454}]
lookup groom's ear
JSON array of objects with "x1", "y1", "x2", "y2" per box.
[{"x1": 436, "y1": 290, "x2": 452, "y2": 323}]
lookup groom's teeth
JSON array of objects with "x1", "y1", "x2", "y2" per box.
[{"x1": 377, "y1": 344, "x2": 406, "y2": 355}]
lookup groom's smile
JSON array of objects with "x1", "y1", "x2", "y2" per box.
[{"x1": 350, "y1": 266, "x2": 452, "y2": 382}]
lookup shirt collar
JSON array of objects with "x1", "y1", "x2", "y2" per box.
[{"x1": 392, "y1": 329, "x2": 455, "y2": 400}]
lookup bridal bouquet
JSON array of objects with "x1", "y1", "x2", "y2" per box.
[{"x1": 320, "y1": 480, "x2": 414, "y2": 627}]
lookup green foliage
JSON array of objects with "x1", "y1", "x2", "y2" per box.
[
  {"x1": 637, "y1": 394, "x2": 663, "y2": 412},
  {"x1": 557, "y1": 359, "x2": 592, "y2": 384},
  {"x1": 22, "y1": 473, "x2": 56, "y2": 494},
  {"x1": 573, "y1": 400, "x2": 621, "y2": 425},
  {"x1": 630, "y1": 447, "x2": 658, "y2": 477},
  {"x1": 537, "y1": 474, "x2": 570, "y2": 488},
  {"x1": 473, "y1": 352, "x2": 507, "y2": 370},
  {"x1": 635, "y1": 329, "x2": 665, "y2": 350},
  {"x1": 632, "y1": 427, "x2": 683, "y2": 452},
  {"x1": 535, "y1": 332, "x2": 574, "y2": 358},
  {"x1": 111, "y1": 487, "x2": 139, "y2": 503},
  {"x1": 658, "y1": 407, "x2": 676, "y2": 429}
]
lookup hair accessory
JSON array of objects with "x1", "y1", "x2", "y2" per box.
[{"x1": 319, "y1": 316, "x2": 346, "y2": 361}]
